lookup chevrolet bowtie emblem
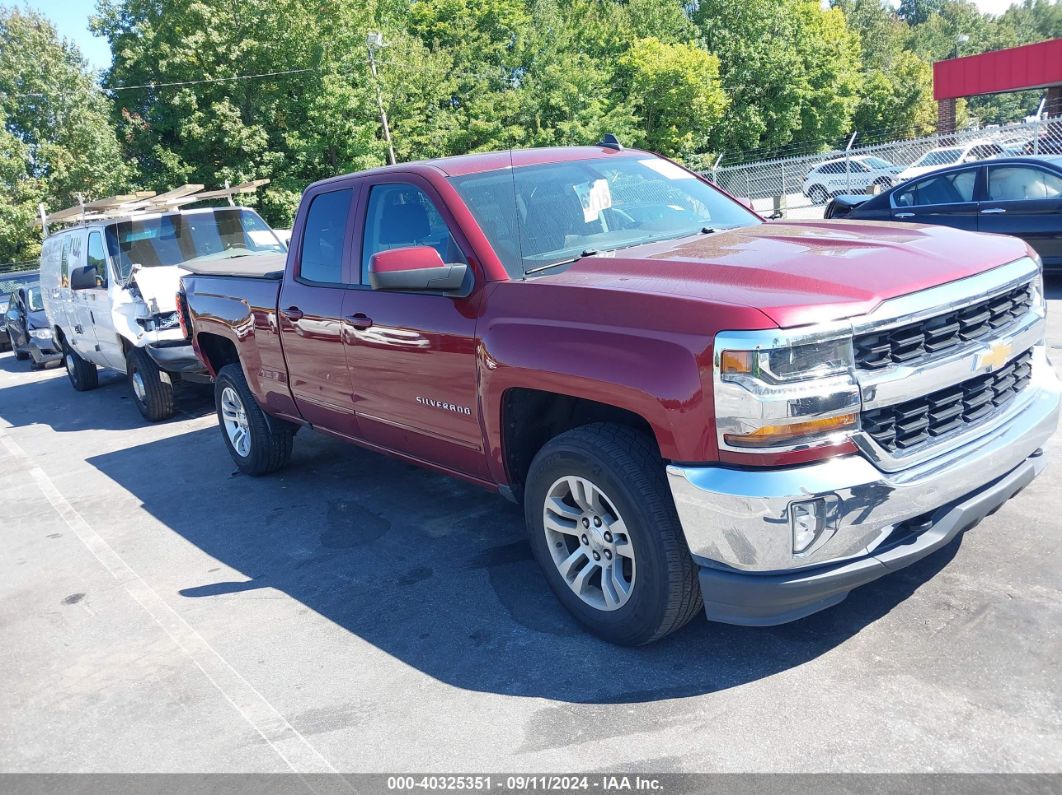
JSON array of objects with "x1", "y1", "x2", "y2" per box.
[{"x1": 978, "y1": 341, "x2": 1013, "y2": 371}]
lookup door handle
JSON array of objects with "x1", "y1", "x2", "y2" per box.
[
  {"x1": 346, "y1": 313, "x2": 373, "y2": 330},
  {"x1": 895, "y1": 212, "x2": 914, "y2": 218},
  {"x1": 281, "y1": 306, "x2": 304, "y2": 322},
  {"x1": 981, "y1": 207, "x2": 1006, "y2": 215}
]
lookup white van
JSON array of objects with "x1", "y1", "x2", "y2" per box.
[{"x1": 40, "y1": 205, "x2": 285, "y2": 420}]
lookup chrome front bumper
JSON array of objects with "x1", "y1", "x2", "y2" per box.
[{"x1": 667, "y1": 349, "x2": 1060, "y2": 624}]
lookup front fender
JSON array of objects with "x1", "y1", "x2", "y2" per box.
[{"x1": 479, "y1": 318, "x2": 716, "y2": 481}]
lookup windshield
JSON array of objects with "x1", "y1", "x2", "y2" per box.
[
  {"x1": 25, "y1": 286, "x2": 44, "y2": 312},
  {"x1": 105, "y1": 208, "x2": 285, "y2": 280},
  {"x1": 863, "y1": 157, "x2": 894, "y2": 169},
  {"x1": 913, "y1": 148, "x2": 962, "y2": 168},
  {"x1": 450, "y1": 155, "x2": 761, "y2": 276},
  {"x1": 0, "y1": 271, "x2": 40, "y2": 300}
]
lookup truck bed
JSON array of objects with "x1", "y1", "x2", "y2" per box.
[{"x1": 180, "y1": 252, "x2": 286, "y2": 279}]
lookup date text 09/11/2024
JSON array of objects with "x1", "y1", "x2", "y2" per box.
[{"x1": 386, "y1": 775, "x2": 664, "y2": 791}]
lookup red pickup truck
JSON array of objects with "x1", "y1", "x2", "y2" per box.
[{"x1": 180, "y1": 144, "x2": 1060, "y2": 645}]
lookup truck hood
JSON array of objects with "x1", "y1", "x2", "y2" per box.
[
  {"x1": 131, "y1": 265, "x2": 186, "y2": 314},
  {"x1": 549, "y1": 220, "x2": 1031, "y2": 328}
]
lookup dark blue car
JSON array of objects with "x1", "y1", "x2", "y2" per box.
[{"x1": 825, "y1": 156, "x2": 1062, "y2": 271}]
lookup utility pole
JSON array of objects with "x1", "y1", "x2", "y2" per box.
[{"x1": 367, "y1": 32, "x2": 397, "y2": 166}]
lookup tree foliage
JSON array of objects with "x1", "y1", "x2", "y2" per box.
[
  {"x1": 0, "y1": 5, "x2": 129, "y2": 262},
  {"x1": 0, "y1": 0, "x2": 1058, "y2": 261}
]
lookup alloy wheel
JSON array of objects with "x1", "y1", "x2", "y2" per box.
[{"x1": 542, "y1": 475, "x2": 636, "y2": 611}]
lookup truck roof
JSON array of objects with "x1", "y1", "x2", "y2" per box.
[{"x1": 308, "y1": 145, "x2": 652, "y2": 190}]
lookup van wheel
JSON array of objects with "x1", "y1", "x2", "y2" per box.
[
  {"x1": 524, "y1": 423, "x2": 702, "y2": 646},
  {"x1": 215, "y1": 363, "x2": 295, "y2": 475},
  {"x1": 126, "y1": 347, "x2": 175, "y2": 421},
  {"x1": 63, "y1": 342, "x2": 98, "y2": 391}
]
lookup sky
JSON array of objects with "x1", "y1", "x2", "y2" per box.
[{"x1": 17, "y1": 0, "x2": 1039, "y2": 72}]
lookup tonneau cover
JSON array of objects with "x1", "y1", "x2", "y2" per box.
[{"x1": 181, "y1": 252, "x2": 286, "y2": 279}]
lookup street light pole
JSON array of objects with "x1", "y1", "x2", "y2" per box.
[{"x1": 367, "y1": 31, "x2": 397, "y2": 166}]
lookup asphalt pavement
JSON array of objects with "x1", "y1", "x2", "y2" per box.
[{"x1": 1, "y1": 278, "x2": 1061, "y2": 776}]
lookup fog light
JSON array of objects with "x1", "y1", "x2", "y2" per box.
[{"x1": 791, "y1": 498, "x2": 828, "y2": 555}]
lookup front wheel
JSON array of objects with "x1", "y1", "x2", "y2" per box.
[
  {"x1": 214, "y1": 363, "x2": 295, "y2": 475},
  {"x1": 524, "y1": 424, "x2": 701, "y2": 646},
  {"x1": 63, "y1": 341, "x2": 99, "y2": 392},
  {"x1": 126, "y1": 347, "x2": 175, "y2": 421}
]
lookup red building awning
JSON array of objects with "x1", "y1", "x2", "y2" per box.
[{"x1": 934, "y1": 38, "x2": 1062, "y2": 101}]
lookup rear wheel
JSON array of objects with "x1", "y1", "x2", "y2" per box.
[
  {"x1": 215, "y1": 363, "x2": 295, "y2": 475},
  {"x1": 126, "y1": 347, "x2": 175, "y2": 421},
  {"x1": 808, "y1": 185, "x2": 829, "y2": 205},
  {"x1": 524, "y1": 423, "x2": 701, "y2": 646},
  {"x1": 62, "y1": 340, "x2": 98, "y2": 392}
]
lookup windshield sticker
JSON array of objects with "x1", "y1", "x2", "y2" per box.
[
  {"x1": 574, "y1": 179, "x2": 612, "y2": 223},
  {"x1": 639, "y1": 158, "x2": 694, "y2": 180},
  {"x1": 248, "y1": 230, "x2": 278, "y2": 247}
]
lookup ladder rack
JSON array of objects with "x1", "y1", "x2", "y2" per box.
[{"x1": 37, "y1": 179, "x2": 270, "y2": 236}]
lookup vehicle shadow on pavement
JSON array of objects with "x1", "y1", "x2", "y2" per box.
[
  {"x1": 84, "y1": 424, "x2": 963, "y2": 705},
  {"x1": 0, "y1": 355, "x2": 214, "y2": 431}
]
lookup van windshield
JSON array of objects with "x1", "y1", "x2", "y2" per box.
[{"x1": 105, "y1": 208, "x2": 284, "y2": 280}]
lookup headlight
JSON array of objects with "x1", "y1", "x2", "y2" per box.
[
  {"x1": 714, "y1": 329, "x2": 860, "y2": 452},
  {"x1": 29, "y1": 328, "x2": 53, "y2": 340}
]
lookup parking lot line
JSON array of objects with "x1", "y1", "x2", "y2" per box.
[{"x1": 0, "y1": 426, "x2": 350, "y2": 789}]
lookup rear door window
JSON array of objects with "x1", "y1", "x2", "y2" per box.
[
  {"x1": 986, "y1": 166, "x2": 1062, "y2": 202},
  {"x1": 299, "y1": 189, "x2": 354, "y2": 284}
]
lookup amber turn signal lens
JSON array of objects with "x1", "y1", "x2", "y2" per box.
[
  {"x1": 720, "y1": 350, "x2": 754, "y2": 375},
  {"x1": 724, "y1": 413, "x2": 858, "y2": 448}
]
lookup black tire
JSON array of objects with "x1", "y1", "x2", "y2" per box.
[
  {"x1": 126, "y1": 347, "x2": 175, "y2": 421},
  {"x1": 808, "y1": 185, "x2": 829, "y2": 205},
  {"x1": 62, "y1": 340, "x2": 99, "y2": 392},
  {"x1": 524, "y1": 423, "x2": 701, "y2": 646},
  {"x1": 214, "y1": 363, "x2": 295, "y2": 476}
]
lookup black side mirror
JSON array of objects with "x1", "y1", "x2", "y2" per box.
[{"x1": 70, "y1": 265, "x2": 99, "y2": 291}]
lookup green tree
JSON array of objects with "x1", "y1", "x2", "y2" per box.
[
  {"x1": 1000, "y1": 0, "x2": 1062, "y2": 40},
  {"x1": 0, "y1": 6, "x2": 128, "y2": 262},
  {"x1": 836, "y1": 0, "x2": 936, "y2": 140},
  {"x1": 93, "y1": 0, "x2": 385, "y2": 228},
  {"x1": 695, "y1": 0, "x2": 861, "y2": 156},
  {"x1": 620, "y1": 37, "x2": 727, "y2": 157}
]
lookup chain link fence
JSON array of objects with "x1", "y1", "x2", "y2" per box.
[{"x1": 706, "y1": 114, "x2": 1062, "y2": 219}]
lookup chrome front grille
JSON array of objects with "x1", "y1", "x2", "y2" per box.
[
  {"x1": 861, "y1": 348, "x2": 1033, "y2": 453},
  {"x1": 854, "y1": 282, "x2": 1034, "y2": 370}
]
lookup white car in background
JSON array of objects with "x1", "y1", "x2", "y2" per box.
[
  {"x1": 802, "y1": 156, "x2": 901, "y2": 205},
  {"x1": 896, "y1": 141, "x2": 1005, "y2": 182}
]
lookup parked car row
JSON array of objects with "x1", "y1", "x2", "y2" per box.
[
  {"x1": 2, "y1": 277, "x2": 62, "y2": 369},
  {"x1": 0, "y1": 269, "x2": 43, "y2": 353},
  {"x1": 803, "y1": 140, "x2": 1010, "y2": 204},
  {"x1": 825, "y1": 156, "x2": 1062, "y2": 271},
  {"x1": 9, "y1": 142, "x2": 1059, "y2": 646}
]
